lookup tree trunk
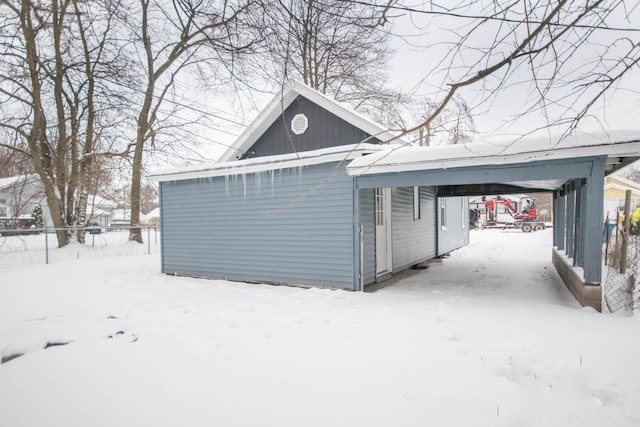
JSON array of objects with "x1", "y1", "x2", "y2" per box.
[
  {"x1": 20, "y1": 0, "x2": 70, "y2": 247},
  {"x1": 129, "y1": 140, "x2": 144, "y2": 243}
]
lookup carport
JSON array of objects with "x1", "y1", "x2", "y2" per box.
[{"x1": 347, "y1": 131, "x2": 640, "y2": 311}]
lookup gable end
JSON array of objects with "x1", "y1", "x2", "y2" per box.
[{"x1": 242, "y1": 95, "x2": 382, "y2": 159}]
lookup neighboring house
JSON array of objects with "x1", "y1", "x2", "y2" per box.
[
  {"x1": 141, "y1": 207, "x2": 160, "y2": 226},
  {"x1": 603, "y1": 174, "x2": 640, "y2": 219},
  {"x1": 0, "y1": 174, "x2": 120, "y2": 228},
  {"x1": 110, "y1": 209, "x2": 131, "y2": 228},
  {"x1": 0, "y1": 175, "x2": 52, "y2": 227},
  {"x1": 151, "y1": 81, "x2": 469, "y2": 290},
  {"x1": 86, "y1": 194, "x2": 118, "y2": 226}
]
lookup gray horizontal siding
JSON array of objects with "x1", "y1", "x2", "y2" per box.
[
  {"x1": 160, "y1": 163, "x2": 356, "y2": 289},
  {"x1": 392, "y1": 187, "x2": 437, "y2": 272},
  {"x1": 437, "y1": 196, "x2": 470, "y2": 256}
]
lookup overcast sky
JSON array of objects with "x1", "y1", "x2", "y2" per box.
[
  {"x1": 189, "y1": 2, "x2": 640, "y2": 163},
  {"x1": 387, "y1": 3, "x2": 640, "y2": 143}
]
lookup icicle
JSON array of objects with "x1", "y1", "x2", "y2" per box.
[
  {"x1": 225, "y1": 175, "x2": 229, "y2": 196},
  {"x1": 241, "y1": 173, "x2": 246, "y2": 201},
  {"x1": 255, "y1": 171, "x2": 262, "y2": 196},
  {"x1": 270, "y1": 169, "x2": 274, "y2": 197}
]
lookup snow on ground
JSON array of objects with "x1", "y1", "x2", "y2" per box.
[
  {"x1": 0, "y1": 229, "x2": 160, "y2": 269},
  {"x1": 0, "y1": 229, "x2": 639, "y2": 427}
]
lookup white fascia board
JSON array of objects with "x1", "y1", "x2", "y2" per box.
[
  {"x1": 150, "y1": 144, "x2": 384, "y2": 182},
  {"x1": 347, "y1": 135, "x2": 640, "y2": 176},
  {"x1": 606, "y1": 174, "x2": 640, "y2": 189},
  {"x1": 604, "y1": 183, "x2": 640, "y2": 196}
]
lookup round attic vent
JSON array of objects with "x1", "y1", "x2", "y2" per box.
[{"x1": 291, "y1": 113, "x2": 309, "y2": 135}]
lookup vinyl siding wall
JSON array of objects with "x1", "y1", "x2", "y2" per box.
[
  {"x1": 160, "y1": 162, "x2": 357, "y2": 289},
  {"x1": 359, "y1": 186, "x2": 437, "y2": 285},
  {"x1": 391, "y1": 187, "x2": 438, "y2": 271},
  {"x1": 437, "y1": 196, "x2": 470, "y2": 256}
]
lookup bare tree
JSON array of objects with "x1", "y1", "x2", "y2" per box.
[
  {"x1": 253, "y1": 0, "x2": 405, "y2": 117},
  {"x1": 0, "y1": 0, "x2": 131, "y2": 247},
  {"x1": 140, "y1": 183, "x2": 159, "y2": 215},
  {"x1": 0, "y1": 147, "x2": 32, "y2": 178},
  {"x1": 623, "y1": 167, "x2": 640, "y2": 184},
  {"x1": 124, "y1": 0, "x2": 256, "y2": 243},
  {"x1": 385, "y1": 1, "x2": 640, "y2": 143},
  {"x1": 415, "y1": 94, "x2": 477, "y2": 146}
]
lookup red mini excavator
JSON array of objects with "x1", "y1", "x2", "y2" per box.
[{"x1": 481, "y1": 196, "x2": 545, "y2": 232}]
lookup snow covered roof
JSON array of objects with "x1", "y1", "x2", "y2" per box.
[
  {"x1": 347, "y1": 130, "x2": 640, "y2": 177},
  {"x1": 87, "y1": 194, "x2": 117, "y2": 210},
  {"x1": 144, "y1": 207, "x2": 160, "y2": 218},
  {"x1": 216, "y1": 80, "x2": 402, "y2": 162},
  {"x1": 0, "y1": 174, "x2": 39, "y2": 190},
  {"x1": 0, "y1": 176, "x2": 22, "y2": 189},
  {"x1": 150, "y1": 143, "x2": 385, "y2": 182}
]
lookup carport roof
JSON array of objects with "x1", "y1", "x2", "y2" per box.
[{"x1": 347, "y1": 130, "x2": 640, "y2": 179}]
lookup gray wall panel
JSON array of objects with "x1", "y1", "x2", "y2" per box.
[
  {"x1": 437, "y1": 196, "x2": 470, "y2": 256},
  {"x1": 391, "y1": 187, "x2": 438, "y2": 272},
  {"x1": 160, "y1": 163, "x2": 356, "y2": 289}
]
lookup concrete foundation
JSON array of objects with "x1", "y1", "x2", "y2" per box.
[{"x1": 552, "y1": 248, "x2": 602, "y2": 311}]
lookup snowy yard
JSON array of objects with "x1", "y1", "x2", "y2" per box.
[
  {"x1": 0, "y1": 229, "x2": 160, "y2": 269},
  {"x1": 1, "y1": 228, "x2": 639, "y2": 426}
]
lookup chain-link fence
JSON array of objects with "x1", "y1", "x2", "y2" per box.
[
  {"x1": 0, "y1": 226, "x2": 160, "y2": 270},
  {"x1": 603, "y1": 223, "x2": 640, "y2": 313}
]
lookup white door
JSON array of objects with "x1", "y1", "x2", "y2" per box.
[{"x1": 375, "y1": 188, "x2": 392, "y2": 275}]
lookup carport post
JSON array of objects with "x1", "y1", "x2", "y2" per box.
[
  {"x1": 553, "y1": 190, "x2": 566, "y2": 251},
  {"x1": 575, "y1": 180, "x2": 585, "y2": 269},
  {"x1": 581, "y1": 157, "x2": 606, "y2": 283},
  {"x1": 353, "y1": 178, "x2": 364, "y2": 291},
  {"x1": 566, "y1": 181, "x2": 576, "y2": 261}
]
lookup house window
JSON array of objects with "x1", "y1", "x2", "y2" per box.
[
  {"x1": 0, "y1": 206, "x2": 6, "y2": 217},
  {"x1": 375, "y1": 188, "x2": 384, "y2": 226},
  {"x1": 413, "y1": 187, "x2": 421, "y2": 220},
  {"x1": 440, "y1": 198, "x2": 447, "y2": 229}
]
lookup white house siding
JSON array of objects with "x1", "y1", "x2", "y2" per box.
[
  {"x1": 437, "y1": 196, "x2": 470, "y2": 256},
  {"x1": 359, "y1": 188, "x2": 376, "y2": 285},
  {"x1": 160, "y1": 162, "x2": 357, "y2": 289},
  {"x1": 391, "y1": 187, "x2": 437, "y2": 272}
]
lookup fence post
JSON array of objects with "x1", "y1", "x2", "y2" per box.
[
  {"x1": 147, "y1": 227, "x2": 151, "y2": 254},
  {"x1": 604, "y1": 213, "x2": 610, "y2": 266},
  {"x1": 621, "y1": 190, "x2": 632, "y2": 274},
  {"x1": 45, "y1": 228, "x2": 49, "y2": 265}
]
